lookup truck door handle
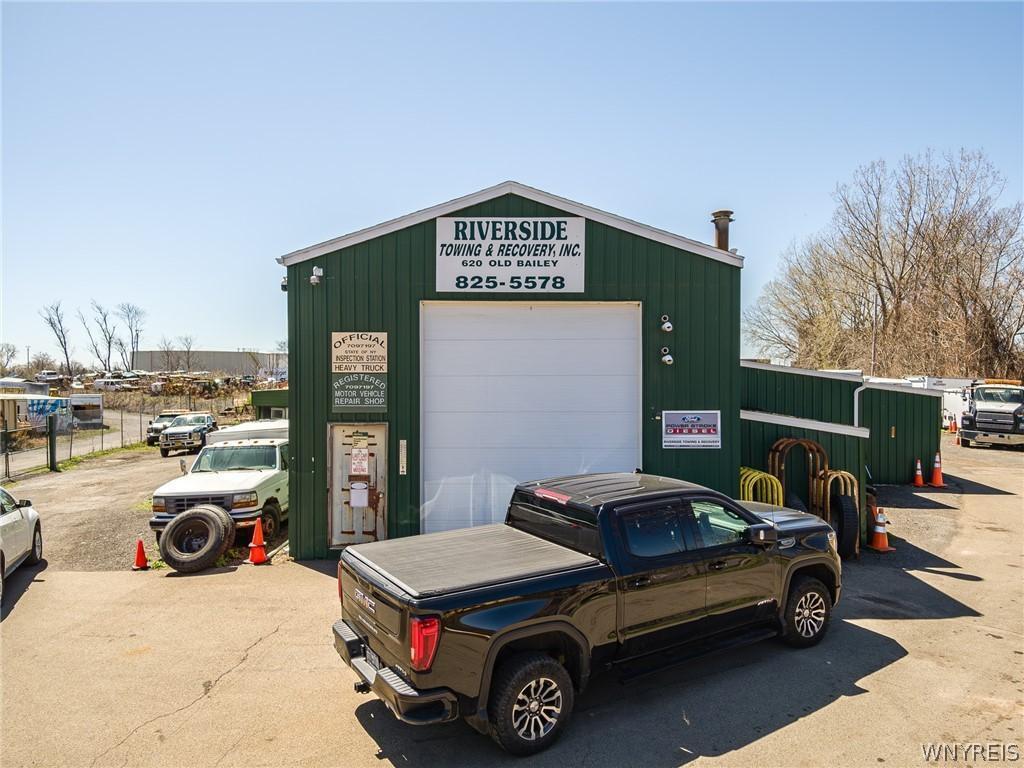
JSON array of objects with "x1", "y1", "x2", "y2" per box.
[
  {"x1": 629, "y1": 576, "x2": 652, "y2": 588},
  {"x1": 709, "y1": 560, "x2": 727, "y2": 571}
]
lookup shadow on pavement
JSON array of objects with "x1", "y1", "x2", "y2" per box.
[
  {"x1": 1, "y1": 559, "x2": 47, "y2": 621},
  {"x1": 353, "y1": 620, "x2": 907, "y2": 767},
  {"x1": 941, "y1": 473, "x2": 1015, "y2": 495},
  {"x1": 292, "y1": 559, "x2": 340, "y2": 578}
]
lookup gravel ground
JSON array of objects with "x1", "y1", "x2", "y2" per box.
[{"x1": 2, "y1": 448, "x2": 287, "y2": 571}]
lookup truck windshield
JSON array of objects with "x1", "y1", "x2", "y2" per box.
[
  {"x1": 170, "y1": 415, "x2": 208, "y2": 427},
  {"x1": 975, "y1": 388, "x2": 1024, "y2": 404},
  {"x1": 192, "y1": 445, "x2": 277, "y2": 472},
  {"x1": 506, "y1": 491, "x2": 602, "y2": 558}
]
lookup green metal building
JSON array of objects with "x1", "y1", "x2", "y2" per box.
[
  {"x1": 279, "y1": 182, "x2": 745, "y2": 559},
  {"x1": 251, "y1": 388, "x2": 289, "y2": 420},
  {"x1": 740, "y1": 361, "x2": 942, "y2": 542}
]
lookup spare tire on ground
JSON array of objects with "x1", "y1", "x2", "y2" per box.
[
  {"x1": 830, "y1": 494, "x2": 859, "y2": 559},
  {"x1": 191, "y1": 504, "x2": 237, "y2": 554},
  {"x1": 159, "y1": 506, "x2": 228, "y2": 573}
]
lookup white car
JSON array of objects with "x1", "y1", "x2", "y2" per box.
[{"x1": 0, "y1": 487, "x2": 43, "y2": 606}]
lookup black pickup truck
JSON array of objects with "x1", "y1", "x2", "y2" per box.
[{"x1": 333, "y1": 472, "x2": 841, "y2": 755}]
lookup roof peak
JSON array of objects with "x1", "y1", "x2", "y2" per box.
[{"x1": 277, "y1": 181, "x2": 743, "y2": 269}]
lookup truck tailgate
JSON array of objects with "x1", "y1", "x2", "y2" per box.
[{"x1": 344, "y1": 523, "x2": 599, "y2": 598}]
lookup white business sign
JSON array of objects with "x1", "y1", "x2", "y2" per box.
[
  {"x1": 436, "y1": 217, "x2": 585, "y2": 292},
  {"x1": 662, "y1": 410, "x2": 722, "y2": 449}
]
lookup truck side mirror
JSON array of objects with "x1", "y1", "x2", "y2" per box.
[{"x1": 747, "y1": 523, "x2": 778, "y2": 546}]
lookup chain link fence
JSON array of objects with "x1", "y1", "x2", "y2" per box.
[{"x1": 1, "y1": 393, "x2": 252, "y2": 480}]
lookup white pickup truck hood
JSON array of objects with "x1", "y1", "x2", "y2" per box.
[
  {"x1": 154, "y1": 470, "x2": 275, "y2": 496},
  {"x1": 974, "y1": 401, "x2": 1022, "y2": 414}
]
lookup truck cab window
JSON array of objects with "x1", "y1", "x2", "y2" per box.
[
  {"x1": 619, "y1": 504, "x2": 688, "y2": 558},
  {"x1": 691, "y1": 500, "x2": 747, "y2": 547}
]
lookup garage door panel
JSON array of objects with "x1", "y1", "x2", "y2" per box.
[
  {"x1": 424, "y1": 448, "x2": 641, "y2": 484},
  {"x1": 424, "y1": 304, "x2": 638, "y2": 340},
  {"x1": 424, "y1": 412, "x2": 638, "y2": 449},
  {"x1": 423, "y1": 374, "x2": 638, "y2": 413},
  {"x1": 423, "y1": 339, "x2": 637, "y2": 376},
  {"x1": 422, "y1": 302, "x2": 640, "y2": 534}
]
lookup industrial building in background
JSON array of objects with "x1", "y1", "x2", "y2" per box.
[{"x1": 131, "y1": 349, "x2": 288, "y2": 377}]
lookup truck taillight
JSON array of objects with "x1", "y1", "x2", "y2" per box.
[{"x1": 409, "y1": 617, "x2": 441, "y2": 672}]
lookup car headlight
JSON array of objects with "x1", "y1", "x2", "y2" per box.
[
  {"x1": 152, "y1": 497, "x2": 166, "y2": 513},
  {"x1": 232, "y1": 492, "x2": 258, "y2": 509},
  {"x1": 827, "y1": 531, "x2": 838, "y2": 550}
]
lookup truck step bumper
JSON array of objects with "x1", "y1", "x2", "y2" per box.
[
  {"x1": 961, "y1": 429, "x2": 1024, "y2": 446},
  {"x1": 332, "y1": 619, "x2": 459, "y2": 726}
]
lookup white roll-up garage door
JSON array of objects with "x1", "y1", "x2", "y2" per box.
[{"x1": 421, "y1": 302, "x2": 641, "y2": 533}]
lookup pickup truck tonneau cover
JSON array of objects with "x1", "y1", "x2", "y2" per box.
[{"x1": 344, "y1": 524, "x2": 599, "y2": 598}]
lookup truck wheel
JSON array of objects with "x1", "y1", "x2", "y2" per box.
[
  {"x1": 192, "y1": 504, "x2": 236, "y2": 555},
  {"x1": 158, "y1": 507, "x2": 225, "y2": 573},
  {"x1": 487, "y1": 652, "x2": 574, "y2": 756},
  {"x1": 830, "y1": 494, "x2": 859, "y2": 559},
  {"x1": 159, "y1": 448, "x2": 169, "y2": 458},
  {"x1": 781, "y1": 576, "x2": 832, "y2": 648},
  {"x1": 260, "y1": 503, "x2": 281, "y2": 541}
]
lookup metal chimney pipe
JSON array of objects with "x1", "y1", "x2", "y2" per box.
[{"x1": 711, "y1": 210, "x2": 734, "y2": 251}]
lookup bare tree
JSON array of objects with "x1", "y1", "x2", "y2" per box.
[
  {"x1": 178, "y1": 335, "x2": 197, "y2": 372},
  {"x1": 114, "y1": 337, "x2": 132, "y2": 370},
  {"x1": 77, "y1": 301, "x2": 118, "y2": 372},
  {"x1": 117, "y1": 303, "x2": 146, "y2": 365},
  {"x1": 28, "y1": 352, "x2": 57, "y2": 375},
  {"x1": 745, "y1": 149, "x2": 1024, "y2": 379},
  {"x1": 0, "y1": 343, "x2": 17, "y2": 376},
  {"x1": 158, "y1": 336, "x2": 180, "y2": 372},
  {"x1": 40, "y1": 301, "x2": 75, "y2": 376}
]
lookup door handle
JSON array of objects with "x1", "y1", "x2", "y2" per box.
[
  {"x1": 708, "y1": 560, "x2": 727, "y2": 571},
  {"x1": 628, "y1": 576, "x2": 652, "y2": 588}
]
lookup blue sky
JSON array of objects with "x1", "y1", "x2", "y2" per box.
[{"x1": 3, "y1": 1, "x2": 1021, "y2": 365}]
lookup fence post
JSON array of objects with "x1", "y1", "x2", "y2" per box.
[
  {"x1": 47, "y1": 414, "x2": 58, "y2": 471},
  {"x1": 121, "y1": 408, "x2": 125, "y2": 448}
]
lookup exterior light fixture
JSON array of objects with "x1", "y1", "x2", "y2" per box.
[
  {"x1": 660, "y1": 314, "x2": 673, "y2": 332},
  {"x1": 310, "y1": 266, "x2": 324, "y2": 286},
  {"x1": 660, "y1": 346, "x2": 673, "y2": 365}
]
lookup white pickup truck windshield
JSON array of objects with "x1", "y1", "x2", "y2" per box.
[
  {"x1": 975, "y1": 388, "x2": 1023, "y2": 404},
  {"x1": 193, "y1": 445, "x2": 277, "y2": 472}
]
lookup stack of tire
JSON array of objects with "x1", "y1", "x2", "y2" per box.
[
  {"x1": 158, "y1": 505, "x2": 238, "y2": 573},
  {"x1": 786, "y1": 491, "x2": 859, "y2": 559}
]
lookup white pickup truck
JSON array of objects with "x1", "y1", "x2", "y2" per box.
[{"x1": 149, "y1": 420, "x2": 289, "y2": 546}]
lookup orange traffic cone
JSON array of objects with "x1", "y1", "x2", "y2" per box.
[
  {"x1": 867, "y1": 506, "x2": 895, "y2": 553},
  {"x1": 132, "y1": 539, "x2": 149, "y2": 570},
  {"x1": 245, "y1": 517, "x2": 268, "y2": 565},
  {"x1": 928, "y1": 452, "x2": 946, "y2": 488},
  {"x1": 912, "y1": 458, "x2": 925, "y2": 488},
  {"x1": 949, "y1": 418, "x2": 958, "y2": 434}
]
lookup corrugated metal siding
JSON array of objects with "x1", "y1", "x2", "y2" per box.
[
  {"x1": 741, "y1": 367, "x2": 858, "y2": 423},
  {"x1": 287, "y1": 193, "x2": 741, "y2": 559},
  {"x1": 862, "y1": 388, "x2": 941, "y2": 484}
]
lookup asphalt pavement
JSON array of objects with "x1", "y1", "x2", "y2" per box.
[{"x1": 1, "y1": 435, "x2": 1021, "y2": 767}]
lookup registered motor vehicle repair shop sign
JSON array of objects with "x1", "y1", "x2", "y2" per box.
[
  {"x1": 662, "y1": 410, "x2": 721, "y2": 449},
  {"x1": 331, "y1": 332, "x2": 387, "y2": 412}
]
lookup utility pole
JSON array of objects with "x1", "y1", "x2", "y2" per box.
[{"x1": 26, "y1": 346, "x2": 30, "y2": 368}]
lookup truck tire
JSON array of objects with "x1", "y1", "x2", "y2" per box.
[
  {"x1": 781, "y1": 576, "x2": 832, "y2": 648},
  {"x1": 158, "y1": 507, "x2": 225, "y2": 573},
  {"x1": 159, "y1": 448, "x2": 169, "y2": 458},
  {"x1": 830, "y1": 494, "x2": 859, "y2": 559},
  {"x1": 487, "y1": 652, "x2": 574, "y2": 756},
  {"x1": 260, "y1": 502, "x2": 281, "y2": 541},
  {"x1": 192, "y1": 504, "x2": 236, "y2": 555}
]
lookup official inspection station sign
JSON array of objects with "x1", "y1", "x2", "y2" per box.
[
  {"x1": 436, "y1": 217, "x2": 585, "y2": 292},
  {"x1": 331, "y1": 332, "x2": 387, "y2": 412},
  {"x1": 662, "y1": 410, "x2": 721, "y2": 449}
]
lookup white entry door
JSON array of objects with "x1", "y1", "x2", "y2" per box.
[
  {"x1": 329, "y1": 424, "x2": 387, "y2": 546},
  {"x1": 421, "y1": 302, "x2": 641, "y2": 533}
]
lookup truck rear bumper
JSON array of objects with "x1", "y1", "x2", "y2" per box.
[
  {"x1": 961, "y1": 429, "x2": 1024, "y2": 446},
  {"x1": 332, "y1": 618, "x2": 459, "y2": 726}
]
